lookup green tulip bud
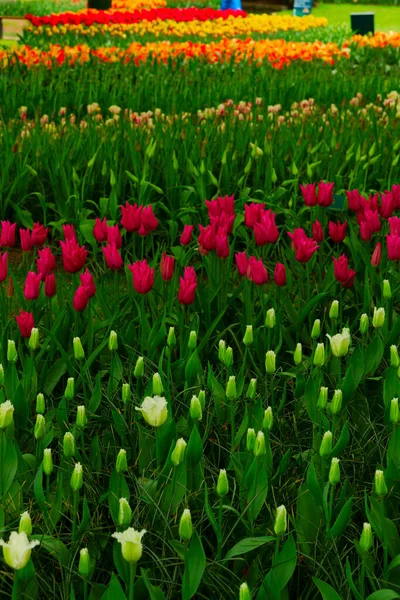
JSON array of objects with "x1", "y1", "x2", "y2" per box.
[
  {"x1": 294, "y1": 343, "x2": 302, "y2": 366},
  {"x1": 188, "y1": 331, "x2": 197, "y2": 350},
  {"x1": 265, "y1": 308, "x2": 276, "y2": 329},
  {"x1": 63, "y1": 432, "x2": 75, "y2": 458},
  {"x1": 0, "y1": 364, "x2": 4, "y2": 385},
  {"x1": 327, "y1": 328, "x2": 351, "y2": 358},
  {"x1": 134, "y1": 357, "x2": 144, "y2": 378},
  {"x1": 331, "y1": 389, "x2": 343, "y2": 415},
  {"x1": 108, "y1": 330, "x2": 118, "y2": 352},
  {"x1": 263, "y1": 407, "x2": 273, "y2": 431},
  {"x1": 243, "y1": 325, "x2": 253, "y2": 346},
  {"x1": 374, "y1": 469, "x2": 388, "y2": 497},
  {"x1": 265, "y1": 351, "x2": 276, "y2": 374},
  {"x1": 274, "y1": 505, "x2": 287, "y2": 536},
  {"x1": 198, "y1": 390, "x2": 206, "y2": 410},
  {"x1": 383, "y1": 279, "x2": 392, "y2": 300},
  {"x1": 240, "y1": 582, "x2": 252, "y2": 600},
  {"x1": 43, "y1": 448, "x2": 53, "y2": 476},
  {"x1": 76, "y1": 405, "x2": 87, "y2": 429},
  {"x1": 329, "y1": 300, "x2": 339, "y2": 320},
  {"x1": 190, "y1": 395, "x2": 202, "y2": 421},
  {"x1": 246, "y1": 428, "x2": 256, "y2": 452},
  {"x1": 179, "y1": 509, "x2": 193, "y2": 541},
  {"x1": 122, "y1": 383, "x2": 131, "y2": 405},
  {"x1": 218, "y1": 340, "x2": 227, "y2": 362},
  {"x1": 112, "y1": 528, "x2": 146, "y2": 564},
  {"x1": 7, "y1": 340, "x2": 17, "y2": 363},
  {"x1": 359, "y1": 523, "x2": 373, "y2": 554},
  {"x1": 246, "y1": 378, "x2": 257, "y2": 400},
  {"x1": 329, "y1": 457, "x2": 340, "y2": 485},
  {"x1": 79, "y1": 548, "x2": 91, "y2": 578},
  {"x1": 390, "y1": 397, "x2": 399, "y2": 424},
  {"x1": 360, "y1": 313, "x2": 369, "y2": 334},
  {"x1": 224, "y1": 346, "x2": 233, "y2": 368},
  {"x1": 70, "y1": 462, "x2": 83, "y2": 491},
  {"x1": 391, "y1": 346, "x2": 399, "y2": 368},
  {"x1": 64, "y1": 377, "x2": 75, "y2": 400},
  {"x1": 171, "y1": 438, "x2": 187, "y2": 466},
  {"x1": 116, "y1": 449, "x2": 128, "y2": 473},
  {"x1": 28, "y1": 328, "x2": 39, "y2": 351},
  {"x1": 34, "y1": 414, "x2": 46, "y2": 440},
  {"x1": 254, "y1": 431, "x2": 266, "y2": 457},
  {"x1": 372, "y1": 307, "x2": 385, "y2": 329},
  {"x1": 152, "y1": 373, "x2": 164, "y2": 395},
  {"x1": 18, "y1": 512, "x2": 32, "y2": 537},
  {"x1": 216, "y1": 469, "x2": 229, "y2": 498},
  {"x1": 311, "y1": 319, "x2": 321, "y2": 339},
  {"x1": 317, "y1": 386, "x2": 328, "y2": 410},
  {"x1": 118, "y1": 498, "x2": 132, "y2": 528},
  {"x1": 167, "y1": 326, "x2": 176, "y2": 347},
  {"x1": 313, "y1": 343, "x2": 325, "y2": 367},
  {"x1": 0, "y1": 400, "x2": 14, "y2": 430},
  {"x1": 226, "y1": 376, "x2": 237, "y2": 400},
  {"x1": 36, "y1": 393, "x2": 45, "y2": 414},
  {"x1": 73, "y1": 337, "x2": 85, "y2": 360},
  {"x1": 319, "y1": 431, "x2": 332, "y2": 457}
]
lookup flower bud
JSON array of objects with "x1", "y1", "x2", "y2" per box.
[
  {"x1": 313, "y1": 343, "x2": 325, "y2": 367},
  {"x1": 190, "y1": 395, "x2": 202, "y2": 421},
  {"x1": 240, "y1": 582, "x2": 252, "y2": 600},
  {"x1": 216, "y1": 469, "x2": 229, "y2": 498},
  {"x1": 198, "y1": 390, "x2": 206, "y2": 410},
  {"x1": 112, "y1": 528, "x2": 146, "y2": 564},
  {"x1": 265, "y1": 351, "x2": 276, "y2": 374},
  {"x1": 274, "y1": 505, "x2": 287, "y2": 536},
  {"x1": 118, "y1": 498, "x2": 132, "y2": 528},
  {"x1": 122, "y1": 383, "x2": 131, "y2": 405},
  {"x1": 391, "y1": 346, "x2": 399, "y2": 368},
  {"x1": 0, "y1": 364, "x2": 4, "y2": 385},
  {"x1": 76, "y1": 405, "x2": 87, "y2": 429},
  {"x1": 293, "y1": 343, "x2": 302, "y2": 366},
  {"x1": 167, "y1": 326, "x2": 176, "y2": 347},
  {"x1": 224, "y1": 347, "x2": 233, "y2": 368},
  {"x1": 243, "y1": 325, "x2": 253, "y2": 346},
  {"x1": 359, "y1": 523, "x2": 373, "y2": 554},
  {"x1": 108, "y1": 330, "x2": 118, "y2": 352},
  {"x1": 63, "y1": 432, "x2": 75, "y2": 457},
  {"x1": 319, "y1": 431, "x2": 332, "y2": 457},
  {"x1": 226, "y1": 376, "x2": 237, "y2": 400},
  {"x1": 116, "y1": 449, "x2": 128, "y2": 473},
  {"x1": 188, "y1": 331, "x2": 197, "y2": 350},
  {"x1": 73, "y1": 337, "x2": 85, "y2": 360},
  {"x1": 254, "y1": 431, "x2": 266, "y2": 456},
  {"x1": 327, "y1": 328, "x2": 351, "y2": 358},
  {"x1": 383, "y1": 279, "x2": 392, "y2": 300},
  {"x1": 152, "y1": 373, "x2": 164, "y2": 395},
  {"x1": 246, "y1": 378, "x2": 257, "y2": 399},
  {"x1": 265, "y1": 308, "x2": 276, "y2": 329},
  {"x1": 134, "y1": 356, "x2": 144, "y2": 377},
  {"x1": 70, "y1": 462, "x2": 83, "y2": 491},
  {"x1": 374, "y1": 469, "x2": 388, "y2": 496},
  {"x1": 360, "y1": 313, "x2": 369, "y2": 334},
  {"x1": 218, "y1": 340, "x2": 226, "y2": 362},
  {"x1": 7, "y1": 340, "x2": 17, "y2": 363},
  {"x1": 317, "y1": 387, "x2": 328, "y2": 410},
  {"x1": 372, "y1": 307, "x2": 385, "y2": 329},
  {"x1": 136, "y1": 396, "x2": 167, "y2": 427},
  {"x1": 28, "y1": 328, "x2": 39, "y2": 351},
  {"x1": 43, "y1": 448, "x2": 53, "y2": 476},
  {"x1": 19, "y1": 512, "x2": 32, "y2": 536},
  {"x1": 171, "y1": 438, "x2": 187, "y2": 466},
  {"x1": 329, "y1": 457, "x2": 340, "y2": 485},
  {"x1": 0, "y1": 531, "x2": 40, "y2": 570},
  {"x1": 34, "y1": 414, "x2": 46, "y2": 440},
  {"x1": 0, "y1": 400, "x2": 14, "y2": 430},
  {"x1": 64, "y1": 377, "x2": 75, "y2": 400},
  {"x1": 246, "y1": 428, "x2": 256, "y2": 452},
  {"x1": 311, "y1": 319, "x2": 321, "y2": 339},
  {"x1": 390, "y1": 397, "x2": 399, "y2": 424},
  {"x1": 331, "y1": 389, "x2": 343, "y2": 415},
  {"x1": 179, "y1": 509, "x2": 193, "y2": 541},
  {"x1": 36, "y1": 393, "x2": 45, "y2": 414},
  {"x1": 79, "y1": 548, "x2": 91, "y2": 578},
  {"x1": 329, "y1": 300, "x2": 339, "y2": 320},
  {"x1": 263, "y1": 407, "x2": 273, "y2": 431}
]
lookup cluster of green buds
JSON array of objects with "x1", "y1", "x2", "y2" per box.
[{"x1": 218, "y1": 339, "x2": 233, "y2": 367}]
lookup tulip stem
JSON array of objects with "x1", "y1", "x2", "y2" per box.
[
  {"x1": 0, "y1": 429, "x2": 3, "y2": 498},
  {"x1": 230, "y1": 399, "x2": 235, "y2": 452},
  {"x1": 129, "y1": 562, "x2": 137, "y2": 600},
  {"x1": 360, "y1": 559, "x2": 366, "y2": 597},
  {"x1": 83, "y1": 577, "x2": 88, "y2": 600},
  {"x1": 72, "y1": 489, "x2": 79, "y2": 542},
  {"x1": 381, "y1": 498, "x2": 388, "y2": 580},
  {"x1": 45, "y1": 473, "x2": 50, "y2": 503},
  {"x1": 217, "y1": 496, "x2": 223, "y2": 561}
]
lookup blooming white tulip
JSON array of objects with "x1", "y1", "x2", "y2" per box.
[
  {"x1": 0, "y1": 531, "x2": 40, "y2": 570},
  {"x1": 136, "y1": 396, "x2": 168, "y2": 427},
  {"x1": 0, "y1": 400, "x2": 14, "y2": 430},
  {"x1": 112, "y1": 527, "x2": 146, "y2": 564},
  {"x1": 326, "y1": 328, "x2": 351, "y2": 358}
]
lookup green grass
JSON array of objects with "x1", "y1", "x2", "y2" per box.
[{"x1": 279, "y1": 3, "x2": 400, "y2": 31}]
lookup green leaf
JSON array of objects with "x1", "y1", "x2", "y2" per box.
[
  {"x1": 366, "y1": 592, "x2": 400, "y2": 600},
  {"x1": 313, "y1": 577, "x2": 342, "y2": 600},
  {"x1": 31, "y1": 535, "x2": 71, "y2": 569},
  {"x1": 204, "y1": 484, "x2": 218, "y2": 536},
  {"x1": 44, "y1": 359, "x2": 68, "y2": 395},
  {"x1": 306, "y1": 460, "x2": 322, "y2": 506},
  {"x1": 182, "y1": 531, "x2": 206, "y2": 600},
  {"x1": 186, "y1": 425, "x2": 203, "y2": 468},
  {"x1": 328, "y1": 497, "x2": 352, "y2": 539},
  {"x1": 140, "y1": 568, "x2": 166, "y2": 600},
  {"x1": 101, "y1": 573, "x2": 127, "y2": 600},
  {"x1": 363, "y1": 336, "x2": 384, "y2": 377},
  {"x1": 0, "y1": 434, "x2": 18, "y2": 497},
  {"x1": 331, "y1": 422, "x2": 350, "y2": 457},
  {"x1": 224, "y1": 536, "x2": 275, "y2": 560},
  {"x1": 342, "y1": 346, "x2": 365, "y2": 406}
]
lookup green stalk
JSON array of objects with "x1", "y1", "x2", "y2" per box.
[
  {"x1": 217, "y1": 496, "x2": 223, "y2": 561},
  {"x1": 381, "y1": 497, "x2": 388, "y2": 580},
  {"x1": 72, "y1": 489, "x2": 80, "y2": 542},
  {"x1": 129, "y1": 563, "x2": 137, "y2": 600},
  {"x1": 230, "y1": 398, "x2": 235, "y2": 452}
]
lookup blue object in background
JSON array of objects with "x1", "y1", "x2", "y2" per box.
[
  {"x1": 220, "y1": 0, "x2": 242, "y2": 10},
  {"x1": 293, "y1": 0, "x2": 312, "y2": 16}
]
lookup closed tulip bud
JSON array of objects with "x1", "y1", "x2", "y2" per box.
[
  {"x1": 112, "y1": 528, "x2": 146, "y2": 564},
  {"x1": 63, "y1": 432, "x2": 75, "y2": 457},
  {"x1": 294, "y1": 343, "x2": 302, "y2": 366},
  {"x1": 79, "y1": 548, "x2": 91, "y2": 578},
  {"x1": 359, "y1": 523, "x2": 373, "y2": 554},
  {"x1": 198, "y1": 390, "x2": 206, "y2": 410},
  {"x1": 263, "y1": 407, "x2": 273, "y2": 431},
  {"x1": 43, "y1": 448, "x2": 53, "y2": 475},
  {"x1": 36, "y1": 393, "x2": 45, "y2": 414},
  {"x1": 313, "y1": 343, "x2": 325, "y2": 367},
  {"x1": 224, "y1": 346, "x2": 233, "y2": 367},
  {"x1": 246, "y1": 378, "x2": 257, "y2": 399},
  {"x1": 274, "y1": 505, "x2": 287, "y2": 536},
  {"x1": 70, "y1": 462, "x2": 83, "y2": 491},
  {"x1": 167, "y1": 326, "x2": 176, "y2": 347},
  {"x1": 116, "y1": 449, "x2": 128, "y2": 473},
  {"x1": 254, "y1": 431, "x2": 266, "y2": 456},
  {"x1": 34, "y1": 414, "x2": 45, "y2": 440},
  {"x1": 329, "y1": 457, "x2": 340, "y2": 485},
  {"x1": 391, "y1": 346, "x2": 400, "y2": 368},
  {"x1": 18, "y1": 512, "x2": 32, "y2": 536},
  {"x1": 64, "y1": 377, "x2": 75, "y2": 400},
  {"x1": 7, "y1": 340, "x2": 17, "y2": 363},
  {"x1": 265, "y1": 351, "x2": 276, "y2": 374},
  {"x1": 136, "y1": 396, "x2": 168, "y2": 427},
  {"x1": 246, "y1": 428, "x2": 256, "y2": 451},
  {"x1": 73, "y1": 337, "x2": 85, "y2": 360},
  {"x1": 372, "y1": 307, "x2": 385, "y2": 329},
  {"x1": 179, "y1": 509, "x2": 193, "y2": 541},
  {"x1": 0, "y1": 531, "x2": 40, "y2": 570},
  {"x1": 265, "y1": 308, "x2": 276, "y2": 329},
  {"x1": 188, "y1": 331, "x2": 197, "y2": 349},
  {"x1": 390, "y1": 398, "x2": 399, "y2": 424},
  {"x1": 240, "y1": 582, "x2": 252, "y2": 600},
  {"x1": 319, "y1": 431, "x2": 332, "y2": 457},
  {"x1": 152, "y1": 373, "x2": 164, "y2": 395},
  {"x1": 311, "y1": 319, "x2": 321, "y2": 339},
  {"x1": 243, "y1": 325, "x2": 253, "y2": 346},
  {"x1": 108, "y1": 330, "x2": 118, "y2": 351},
  {"x1": 216, "y1": 469, "x2": 229, "y2": 498},
  {"x1": 190, "y1": 395, "x2": 202, "y2": 421},
  {"x1": 331, "y1": 389, "x2": 343, "y2": 415},
  {"x1": 360, "y1": 313, "x2": 369, "y2": 334},
  {"x1": 134, "y1": 356, "x2": 144, "y2": 378},
  {"x1": 171, "y1": 438, "x2": 187, "y2": 466},
  {"x1": 226, "y1": 376, "x2": 237, "y2": 400},
  {"x1": 218, "y1": 340, "x2": 227, "y2": 362},
  {"x1": 0, "y1": 364, "x2": 4, "y2": 385},
  {"x1": 374, "y1": 469, "x2": 388, "y2": 496},
  {"x1": 76, "y1": 405, "x2": 87, "y2": 429},
  {"x1": 327, "y1": 328, "x2": 351, "y2": 358},
  {"x1": 383, "y1": 279, "x2": 392, "y2": 300},
  {"x1": 118, "y1": 498, "x2": 132, "y2": 528},
  {"x1": 317, "y1": 387, "x2": 328, "y2": 410},
  {"x1": 329, "y1": 300, "x2": 339, "y2": 320},
  {"x1": 122, "y1": 383, "x2": 131, "y2": 404},
  {"x1": 28, "y1": 328, "x2": 39, "y2": 351},
  {"x1": 0, "y1": 400, "x2": 14, "y2": 430}
]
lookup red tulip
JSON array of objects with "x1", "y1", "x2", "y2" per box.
[
  {"x1": 0, "y1": 221, "x2": 16, "y2": 247},
  {"x1": 346, "y1": 189, "x2": 362, "y2": 212},
  {"x1": 44, "y1": 273, "x2": 56, "y2": 298},
  {"x1": 120, "y1": 202, "x2": 143, "y2": 233},
  {"x1": 333, "y1": 254, "x2": 356, "y2": 287},
  {"x1": 198, "y1": 224, "x2": 216, "y2": 253},
  {"x1": 36, "y1": 247, "x2": 56, "y2": 277},
  {"x1": 128, "y1": 260, "x2": 154, "y2": 294},
  {"x1": 24, "y1": 271, "x2": 41, "y2": 300},
  {"x1": 138, "y1": 206, "x2": 158, "y2": 236},
  {"x1": 379, "y1": 192, "x2": 395, "y2": 219},
  {"x1": 0, "y1": 252, "x2": 8, "y2": 282},
  {"x1": 363, "y1": 208, "x2": 381, "y2": 233},
  {"x1": 16, "y1": 311, "x2": 34, "y2": 338},
  {"x1": 31, "y1": 223, "x2": 49, "y2": 247},
  {"x1": 160, "y1": 253, "x2": 175, "y2": 281},
  {"x1": 205, "y1": 195, "x2": 235, "y2": 218},
  {"x1": 387, "y1": 235, "x2": 400, "y2": 261},
  {"x1": 102, "y1": 243, "x2": 123, "y2": 270},
  {"x1": 274, "y1": 263, "x2": 286, "y2": 286},
  {"x1": 180, "y1": 225, "x2": 194, "y2": 246},
  {"x1": 389, "y1": 217, "x2": 400, "y2": 236},
  {"x1": 312, "y1": 220, "x2": 324, "y2": 243},
  {"x1": 215, "y1": 230, "x2": 230, "y2": 258},
  {"x1": 73, "y1": 285, "x2": 89, "y2": 312},
  {"x1": 80, "y1": 270, "x2": 96, "y2": 298},
  {"x1": 60, "y1": 240, "x2": 88, "y2": 273},
  {"x1": 253, "y1": 210, "x2": 279, "y2": 246},
  {"x1": 20, "y1": 229, "x2": 33, "y2": 252},
  {"x1": 63, "y1": 224, "x2": 77, "y2": 243},
  {"x1": 209, "y1": 213, "x2": 235, "y2": 236},
  {"x1": 317, "y1": 182, "x2": 334, "y2": 207},
  {"x1": 178, "y1": 266, "x2": 197, "y2": 305},
  {"x1": 393, "y1": 184, "x2": 400, "y2": 208},
  {"x1": 359, "y1": 221, "x2": 372, "y2": 242},
  {"x1": 244, "y1": 203, "x2": 265, "y2": 228},
  {"x1": 287, "y1": 228, "x2": 319, "y2": 263},
  {"x1": 247, "y1": 257, "x2": 268, "y2": 285},
  {"x1": 93, "y1": 217, "x2": 108, "y2": 242},
  {"x1": 328, "y1": 221, "x2": 347, "y2": 243},
  {"x1": 106, "y1": 224, "x2": 122, "y2": 249},
  {"x1": 300, "y1": 183, "x2": 318, "y2": 207},
  {"x1": 371, "y1": 242, "x2": 382, "y2": 267},
  {"x1": 235, "y1": 251, "x2": 249, "y2": 277}
]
